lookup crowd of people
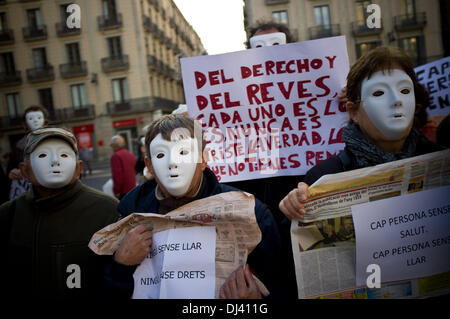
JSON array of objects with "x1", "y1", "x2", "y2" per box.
[{"x1": 0, "y1": 20, "x2": 449, "y2": 299}]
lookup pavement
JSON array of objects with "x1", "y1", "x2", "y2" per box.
[{"x1": 79, "y1": 159, "x2": 112, "y2": 192}]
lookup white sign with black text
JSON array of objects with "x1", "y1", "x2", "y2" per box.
[{"x1": 352, "y1": 186, "x2": 450, "y2": 286}]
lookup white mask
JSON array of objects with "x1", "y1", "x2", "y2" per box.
[
  {"x1": 249, "y1": 32, "x2": 286, "y2": 48},
  {"x1": 26, "y1": 111, "x2": 45, "y2": 131},
  {"x1": 30, "y1": 138, "x2": 77, "y2": 189},
  {"x1": 150, "y1": 133, "x2": 199, "y2": 197},
  {"x1": 360, "y1": 69, "x2": 415, "y2": 140}
]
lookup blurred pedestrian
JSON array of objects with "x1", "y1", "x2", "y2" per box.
[
  {"x1": 110, "y1": 135, "x2": 137, "y2": 199},
  {"x1": 79, "y1": 145, "x2": 93, "y2": 177}
]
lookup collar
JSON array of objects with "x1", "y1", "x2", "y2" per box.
[{"x1": 26, "y1": 180, "x2": 84, "y2": 211}]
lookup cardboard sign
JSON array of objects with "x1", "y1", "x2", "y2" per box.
[
  {"x1": 132, "y1": 226, "x2": 216, "y2": 299},
  {"x1": 352, "y1": 186, "x2": 450, "y2": 286},
  {"x1": 181, "y1": 36, "x2": 349, "y2": 182},
  {"x1": 415, "y1": 56, "x2": 450, "y2": 116}
]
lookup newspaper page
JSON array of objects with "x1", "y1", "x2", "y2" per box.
[
  {"x1": 89, "y1": 191, "x2": 268, "y2": 298},
  {"x1": 291, "y1": 149, "x2": 450, "y2": 299}
]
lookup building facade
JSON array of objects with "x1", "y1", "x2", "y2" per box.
[
  {"x1": 244, "y1": 0, "x2": 445, "y2": 67},
  {"x1": 0, "y1": 0, "x2": 206, "y2": 160}
]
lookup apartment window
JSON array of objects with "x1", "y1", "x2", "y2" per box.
[
  {"x1": 399, "y1": 36, "x2": 425, "y2": 66},
  {"x1": 356, "y1": 41, "x2": 379, "y2": 58},
  {"x1": 71, "y1": 83, "x2": 88, "y2": 109},
  {"x1": 272, "y1": 10, "x2": 288, "y2": 25},
  {"x1": 27, "y1": 8, "x2": 43, "y2": 29},
  {"x1": 401, "y1": 0, "x2": 416, "y2": 17},
  {"x1": 355, "y1": 0, "x2": 372, "y2": 25},
  {"x1": 32, "y1": 47, "x2": 48, "y2": 68},
  {"x1": 6, "y1": 92, "x2": 21, "y2": 118},
  {"x1": 0, "y1": 52, "x2": 16, "y2": 74},
  {"x1": 0, "y1": 12, "x2": 7, "y2": 32},
  {"x1": 38, "y1": 88, "x2": 54, "y2": 114},
  {"x1": 112, "y1": 78, "x2": 129, "y2": 102},
  {"x1": 107, "y1": 36, "x2": 122, "y2": 57},
  {"x1": 314, "y1": 5, "x2": 330, "y2": 27},
  {"x1": 102, "y1": 0, "x2": 117, "y2": 19},
  {"x1": 66, "y1": 42, "x2": 81, "y2": 63},
  {"x1": 60, "y1": 3, "x2": 74, "y2": 22}
]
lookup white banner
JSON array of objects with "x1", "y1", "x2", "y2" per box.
[
  {"x1": 181, "y1": 36, "x2": 349, "y2": 182},
  {"x1": 352, "y1": 186, "x2": 450, "y2": 286},
  {"x1": 132, "y1": 226, "x2": 216, "y2": 299},
  {"x1": 415, "y1": 56, "x2": 450, "y2": 117}
]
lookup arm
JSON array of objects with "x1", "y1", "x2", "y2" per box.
[{"x1": 104, "y1": 225, "x2": 152, "y2": 299}]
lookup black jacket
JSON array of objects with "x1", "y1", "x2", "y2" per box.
[
  {"x1": 106, "y1": 168, "x2": 285, "y2": 298},
  {"x1": 0, "y1": 180, "x2": 119, "y2": 299}
]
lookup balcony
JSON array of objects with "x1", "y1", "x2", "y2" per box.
[
  {"x1": 0, "y1": 71, "x2": 22, "y2": 87},
  {"x1": 55, "y1": 22, "x2": 81, "y2": 37},
  {"x1": 394, "y1": 12, "x2": 427, "y2": 32},
  {"x1": 97, "y1": 13, "x2": 122, "y2": 31},
  {"x1": 23, "y1": 25, "x2": 47, "y2": 41},
  {"x1": 265, "y1": 0, "x2": 289, "y2": 4},
  {"x1": 352, "y1": 19, "x2": 383, "y2": 37},
  {"x1": 0, "y1": 29, "x2": 14, "y2": 45},
  {"x1": 309, "y1": 24, "x2": 341, "y2": 40},
  {"x1": 143, "y1": 15, "x2": 157, "y2": 33},
  {"x1": 106, "y1": 96, "x2": 177, "y2": 116},
  {"x1": 101, "y1": 55, "x2": 129, "y2": 73},
  {"x1": 60, "y1": 104, "x2": 95, "y2": 122},
  {"x1": 26, "y1": 65, "x2": 54, "y2": 83},
  {"x1": 59, "y1": 61, "x2": 88, "y2": 78},
  {"x1": 0, "y1": 116, "x2": 22, "y2": 130}
]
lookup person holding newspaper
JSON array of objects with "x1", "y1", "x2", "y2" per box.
[
  {"x1": 279, "y1": 46, "x2": 443, "y2": 220},
  {"x1": 105, "y1": 114, "x2": 283, "y2": 299}
]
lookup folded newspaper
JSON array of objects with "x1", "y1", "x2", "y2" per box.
[
  {"x1": 291, "y1": 149, "x2": 450, "y2": 299},
  {"x1": 89, "y1": 191, "x2": 269, "y2": 298}
]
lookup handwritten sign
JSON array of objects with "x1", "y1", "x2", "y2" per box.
[
  {"x1": 415, "y1": 56, "x2": 450, "y2": 116},
  {"x1": 181, "y1": 36, "x2": 349, "y2": 182},
  {"x1": 352, "y1": 186, "x2": 450, "y2": 286},
  {"x1": 132, "y1": 226, "x2": 216, "y2": 299}
]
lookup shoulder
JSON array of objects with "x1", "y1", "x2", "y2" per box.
[
  {"x1": 118, "y1": 180, "x2": 157, "y2": 216},
  {"x1": 79, "y1": 183, "x2": 119, "y2": 209},
  {"x1": 303, "y1": 154, "x2": 346, "y2": 186}
]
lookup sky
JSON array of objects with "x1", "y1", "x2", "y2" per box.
[{"x1": 173, "y1": 0, "x2": 247, "y2": 55}]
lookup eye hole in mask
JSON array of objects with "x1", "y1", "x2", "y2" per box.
[{"x1": 249, "y1": 32, "x2": 287, "y2": 49}]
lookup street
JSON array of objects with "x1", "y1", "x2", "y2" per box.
[{"x1": 79, "y1": 159, "x2": 112, "y2": 192}]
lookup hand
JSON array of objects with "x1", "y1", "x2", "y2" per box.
[
  {"x1": 279, "y1": 182, "x2": 309, "y2": 220},
  {"x1": 219, "y1": 265, "x2": 262, "y2": 299},
  {"x1": 8, "y1": 168, "x2": 22, "y2": 180},
  {"x1": 114, "y1": 225, "x2": 153, "y2": 266},
  {"x1": 338, "y1": 86, "x2": 348, "y2": 104}
]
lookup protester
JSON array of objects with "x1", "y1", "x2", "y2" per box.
[
  {"x1": 0, "y1": 127, "x2": 119, "y2": 298},
  {"x1": 279, "y1": 46, "x2": 444, "y2": 220},
  {"x1": 436, "y1": 114, "x2": 450, "y2": 148},
  {"x1": 110, "y1": 135, "x2": 137, "y2": 199},
  {"x1": 79, "y1": 145, "x2": 93, "y2": 177},
  {"x1": 0, "y1": 150, "x2": 10, "y2": 205},
  {"x1": 7, "y1": 105, "x2": 48, "y2": 200},
  {"x1": 105, "y1": 114, "x2": 284, "y2": 299}
]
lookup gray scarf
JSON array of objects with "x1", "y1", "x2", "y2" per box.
[{"x1": 342, "y1": 123, "x2": 421, "y2": 168}]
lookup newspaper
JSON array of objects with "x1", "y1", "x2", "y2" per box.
[
  {"x1": 291, "y1": 149, "x2": 450, "y2": 299},
  {"x1": 89, "y1": 191, "x2": 269, "y2": 298}
]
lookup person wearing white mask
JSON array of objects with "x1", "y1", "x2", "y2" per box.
[
  {"x1": 7, "y1": 105, "x2": 49, "y2": 200},
  {"x1": 106, "y1": 114, "x2": 284, "y2": 299},
  {"x1": 0, "y1": 127, "x2": 119, "y2": 298},
  {"x1": 279, "y1": 46, "x2": 443, "y2": 221}
]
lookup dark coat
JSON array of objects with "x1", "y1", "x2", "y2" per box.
[
  {"x1": 106, "y1": 168, "x2": 285, "y2": 299},
  {"x1": 0, "y1": 180, "x2": 120, "y2": 299}
]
